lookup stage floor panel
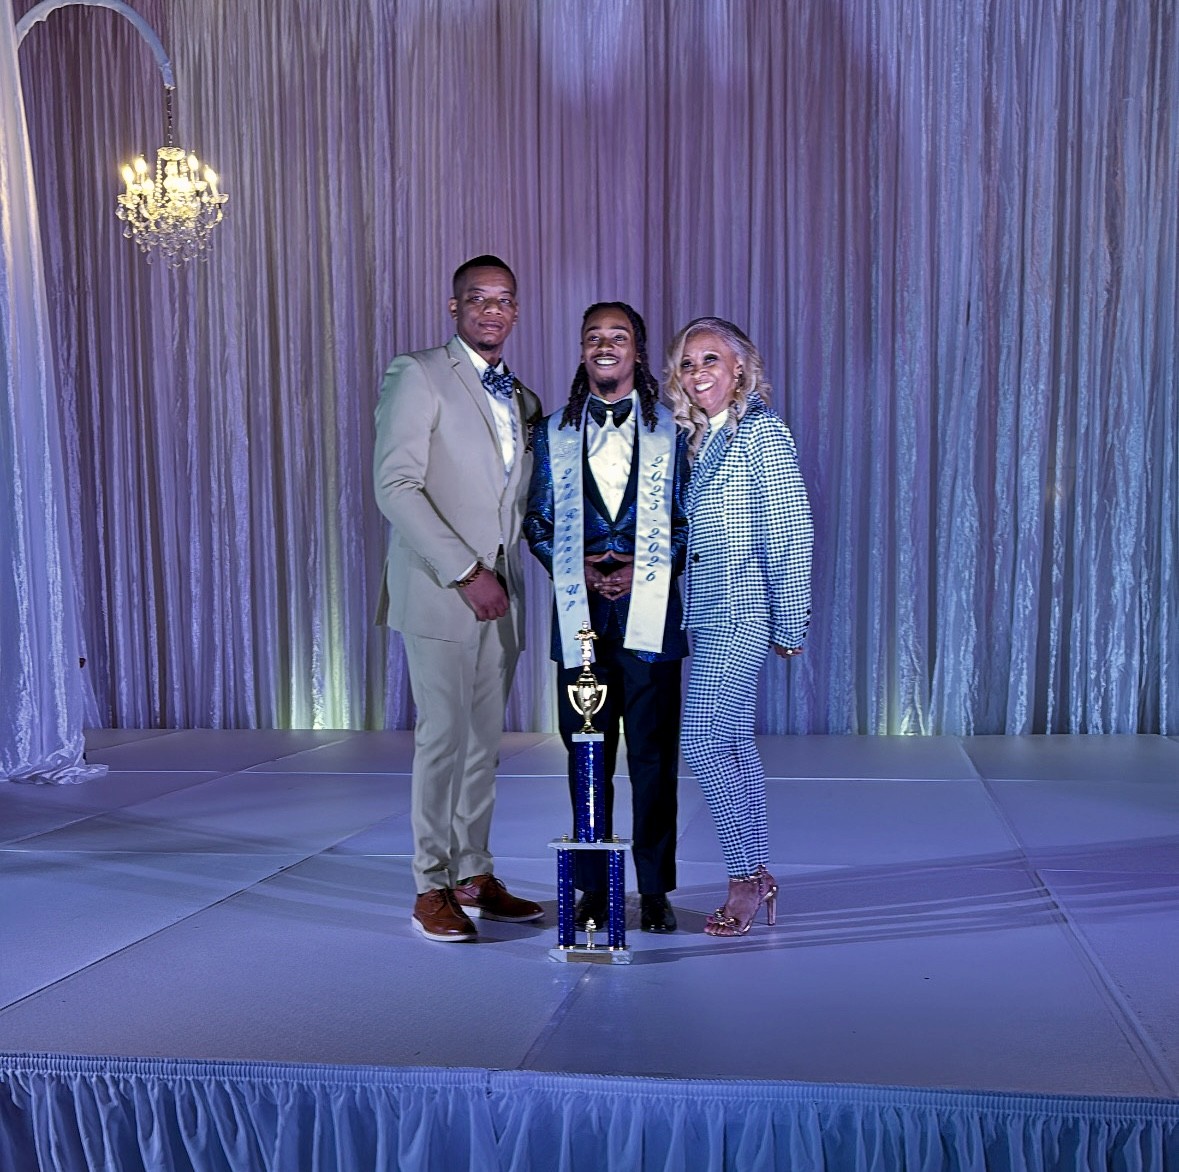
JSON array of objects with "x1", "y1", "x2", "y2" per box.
[{"x1": 1, "y1": 731, "x2": 1177, "y2": 1100}]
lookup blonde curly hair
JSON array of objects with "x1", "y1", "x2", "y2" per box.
[{"x1": 663, "y1": 317, "x2": 771, "y2": 456}]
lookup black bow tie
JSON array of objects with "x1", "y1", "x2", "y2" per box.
[
  {"x1": 587, "y1": 397, "x2": 633, "y2": 427},
  {"x1": 481, "y1": 366, "x2": 516, "y2": 401}
]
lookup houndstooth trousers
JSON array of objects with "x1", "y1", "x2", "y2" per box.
[{"x1": 681, "y1": 619, "x2": 772, "y2": 878}]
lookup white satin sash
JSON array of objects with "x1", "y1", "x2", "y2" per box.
[{"x1": 550, "y1": 406, "x2": 675, "y2": 668}]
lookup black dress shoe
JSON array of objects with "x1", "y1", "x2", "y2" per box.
[
  {"x1": 574, "y1": 890, "x2": 609, "y2": 930},
  {"x1": 640, "y1": 893, "x2": 677, "y2": 933}
]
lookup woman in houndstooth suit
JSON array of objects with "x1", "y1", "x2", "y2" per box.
[{"x1": 664, "y1": 317, "x2": 813, "y2": 937}]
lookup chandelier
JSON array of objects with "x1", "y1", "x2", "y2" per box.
[
  {"x1": 117, "y1": 87, "x2": 228, "y2": 266},
  {"x1": 17, "y1": 0, "x2": 228, "y2": 267}
]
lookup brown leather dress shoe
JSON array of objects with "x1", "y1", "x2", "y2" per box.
[
  {"x1": 453, "y1": 873, "x2": 544, "y2": 923},
  {"x1": 412, "y1": 889, "x2": 477, "y2": 941}
]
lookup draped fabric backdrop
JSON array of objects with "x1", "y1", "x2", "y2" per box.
[
  {"x1": 6, "y1": 0, "x2": 1178, "y2": 754},
  {"x1": 0, "y1": 7, "x2": 105, "y2": 783}
]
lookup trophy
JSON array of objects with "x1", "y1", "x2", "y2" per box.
[{"x1": 549, "y1": 623, "x2": 632, "y2": 963}]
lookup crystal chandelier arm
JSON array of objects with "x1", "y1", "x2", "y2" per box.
[{"x1": 16, "y1": 0, "x2": 174, "y2": 88}]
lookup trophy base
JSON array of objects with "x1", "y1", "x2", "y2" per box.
[
  {"x1": 551, "y1": 837, "x2": 632, "y2": 953},
  {"x1": 549, "y1": 945, "x2": 633, "y2": 965}
]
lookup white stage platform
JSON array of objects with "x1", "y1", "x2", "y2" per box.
[
  {"x1": 2, "y1": 730, "x2": 1177, "y2": 1095},
  {"x1": 2, "y1": 732, "x2": 1179, "y2": 1170}
]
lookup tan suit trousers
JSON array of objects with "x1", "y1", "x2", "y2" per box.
[{"x1": 402, "y1": 606, "x2": 520, "y2": 892}]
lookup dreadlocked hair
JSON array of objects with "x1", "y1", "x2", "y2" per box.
[{"x1": 559, "y1": 301, "x2": 662, "y2": 430}]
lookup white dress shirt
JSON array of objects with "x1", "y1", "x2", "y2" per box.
[{"x1": 586, "y1": 390, "x2": 637, "y2": 519}]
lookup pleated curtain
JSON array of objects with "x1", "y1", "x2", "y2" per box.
[{"x1": 5, "y1": 0, "x2": 1177, "y2": 754}]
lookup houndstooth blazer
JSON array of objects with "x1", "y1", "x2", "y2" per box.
[{"x1": 683, "y1": 396, "x2": 813, "y2": 649}]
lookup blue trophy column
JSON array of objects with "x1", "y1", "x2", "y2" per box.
[{"x1": 573, "y1": 733, "x2": 606, "y2": 842}]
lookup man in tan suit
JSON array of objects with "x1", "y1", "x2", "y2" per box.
[{"x1": 374, "y1": 255, "x2": 544, "y2": 941}]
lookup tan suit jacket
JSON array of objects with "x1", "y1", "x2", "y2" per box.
[{"x1": 373, "y1": 336, "x2": 541, "y2": 645}]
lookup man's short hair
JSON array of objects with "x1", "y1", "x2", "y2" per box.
[{"x1": 453, "y1": 255, "x2": 516, "y2": 296}]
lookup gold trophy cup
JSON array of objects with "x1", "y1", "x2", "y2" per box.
[{"x1": 566, "y1": 623, "x2": 607, "y2": 733}]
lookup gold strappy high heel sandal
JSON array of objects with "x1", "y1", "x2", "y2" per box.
[{"x1": 704, "y1": 866, "x2": 778, "y2": 936}]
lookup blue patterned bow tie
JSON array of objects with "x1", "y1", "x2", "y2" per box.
[
  {"x1": 481, "y1": 365, "x2": 516, "y2": 401},
  {"x1": 587, "y1": 397, "x2": 633, "y2": 427}
]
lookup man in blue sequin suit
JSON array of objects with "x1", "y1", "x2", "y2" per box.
[{"x1": 525, "y1": 303, "x2": 690, "y2": 933}]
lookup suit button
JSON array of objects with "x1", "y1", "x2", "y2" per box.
[{"x1": 691, "y1": 553, "x2": 700, "y2": 563}]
